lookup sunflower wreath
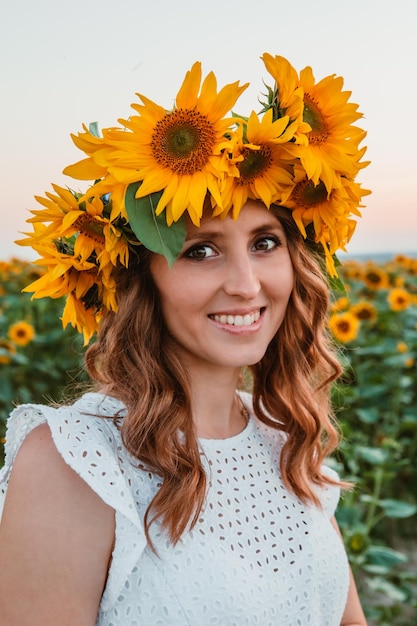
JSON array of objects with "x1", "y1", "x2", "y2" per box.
[{"x1": 18, "y1": 53, "x2": 370, "y2": 343}]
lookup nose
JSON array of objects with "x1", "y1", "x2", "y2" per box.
[{"x1": 222, "y1": 252, "x2": 261, "y2": 299}]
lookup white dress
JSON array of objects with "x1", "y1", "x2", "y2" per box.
[{"x1": 0, "y1": 392, "x2": 349, "y2": 626}]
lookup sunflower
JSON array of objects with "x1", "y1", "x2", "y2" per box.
[
  {"x1": 396, "y1": 341, "x2": 408, "y2": 354},
  {"x1": 362, "y1": 265, "x2": 389, "y2": 290},
  {"x1": 63, "y1": 127, "x2": 130, "y2": 222},
  {"x1": 350, "y1": 301, "x2": 377, "y2": 322},
  {"x1": 261, "y1": 54, "x2": 311, "y2": 142},
  {"x1": 16, "y1": 185, "x2": 132, "y2": 342},
  {"x1": 346, "y1": 530, "x2": 369, "y2": 555},
  {"x1": 0, "y1": 261, "x2": 11, "y2": 278},
  {"x1": 18, "y1": 185, "x2": 130, "y2": 271},
  {"x1": 340, "y1": 259, "x2": 363, "y2": 281},
  {"x1": 330, "y1": 296, "x2": 350, "y2": 313},
  {"x1": 23, "y1": 238, "x2": 98, "y2": 300},
  {"x1": 8, "y1": 321, "x2": 35, "y2": 347},
  {"x1": 215, "y1": 109, "x2": 296, "y2": 218},
  {"x1": 392, "y1": 254, "x2": 411, "y2": 268},
  {"x1": 22, "y1": 237, "x2": 117, "y2": 344},
  {"x1": 21, "y1": 184, "x2": 80, "y2": 240},
  {"x1": 283, "y1": 165, "x2": 369, "y2": 275},
  {"x1": 328, "y1": 311, "x2": 360, "y2": 343},
  {"x1": 63, "y1": 124, "x2": 108, "y2": 179},
  {"x1": 387, "y1": 288, "x2": 412, "y2": 312},
  {"x1": 264, "y1": 55, "x2": 369, "y2": 193},
  {"x1": 64, "y1": 62, "x2": 248, "y2": 226}
]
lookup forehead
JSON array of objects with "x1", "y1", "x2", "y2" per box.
[{"x1": 186, "y1": 203, "x2": 286, "y2": 239}]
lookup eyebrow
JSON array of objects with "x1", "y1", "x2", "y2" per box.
[{"x1": 186, "y1": 218, "x2": 285, "y2": 242}]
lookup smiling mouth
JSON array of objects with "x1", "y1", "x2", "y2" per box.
[{"x1": 209, "y1": 309, "x2": 263, "y2": 326}]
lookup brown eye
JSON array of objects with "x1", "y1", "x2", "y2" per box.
[
  {"x1": 253, "y1": 237, "x2": 280, "y2": 251},
  {"x1": 185, "y1": 244, "x2": 216, "y2": 259}
]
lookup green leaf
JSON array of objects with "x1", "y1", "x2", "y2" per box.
[
  {"x1": 356, "y1": 345, "x2": 387, "y2": 356},
  {"x1": 366, "y1": 576, "x2": 408, "y2": 602},
  {"x1": 125, "y1": 182, "x2": 186, "y2": 266},
  {"x1": 356, "y1": 446, "x2": 389, "y2": 465},
  {"x1": 362, "y1": 563, "x2": 393, "y2": 575},
  {"x1": 378, "y1": 499, "x2": 417, "y2": 519},
  {"x1": 366, "y1": 545, "x2": 408, "y2": 567},
  {"x1": 88, "y1": 122, "x2": 100, "y2": 138},
  {"x1": 356, "y1": 408, "x2": 380, "y2": 424},
  {"x1": 329, "y1": 272, "x2": 346, "y2": 293}
]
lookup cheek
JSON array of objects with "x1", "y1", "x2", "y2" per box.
[
  {"x1": 157, "y1": 287, "x2": 199, "y2": 338},
  {"x1": 271, "y1": 262, "x2": 294, "y2": 299}
]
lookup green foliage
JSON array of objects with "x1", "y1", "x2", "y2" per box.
[
  {"x1": 0, "y1": 258, "x2": 88, "y2": 465},
  {"x1": 0, "y1": 254, "x2": 416, "y2": 624},
  {"x1": 329, "y1": 255, "x2": 417, "y2": 624},
  {"x1": 125, "y1": 182, "x2": 186, "y2": 266}
]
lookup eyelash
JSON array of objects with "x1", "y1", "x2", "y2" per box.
[
  {"x1": 184, "y1": 236, "x2": 282, "y2": 259},
  {"x1": 185, "y1": 244, "x2": 216, "y2": 259},
  {"x1": 253, "y1": 236, "x2": 281, "y2": 251}
]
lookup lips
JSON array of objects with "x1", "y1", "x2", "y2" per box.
[{"x1": 209, "y1": 309, "x2": 262, "y2": 326}]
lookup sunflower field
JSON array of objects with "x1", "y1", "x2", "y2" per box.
[
  {"x1": 0, "y1": 258, "x2": 88, "y2": 456},
  {"x1": 327, "y1": 254, "x2": 417, "y2": 625},
  {"x1": 1, "y1": 254, "x2": 417, "y2": 625}
]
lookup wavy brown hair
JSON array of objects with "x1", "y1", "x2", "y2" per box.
[{"x1": 85, "y1": 205, "x2": 344, "y2": 547}]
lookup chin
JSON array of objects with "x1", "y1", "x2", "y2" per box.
[{"x1": 231, "y1": 350, "x2": 268, "y2": 368}]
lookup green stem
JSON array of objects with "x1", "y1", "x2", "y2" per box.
[{"x1": 365, "y1": 466, "x2": 384, "y2": 532}]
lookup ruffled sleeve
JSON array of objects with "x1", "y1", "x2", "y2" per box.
[
  {"x1": 0, "y1": 394, "x2": 147, "y2": 611},
  {"x1": 317, "y1": 464, "x2": 341, "y2": 518}
]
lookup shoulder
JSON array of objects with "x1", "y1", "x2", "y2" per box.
[
  {"x1": 3, "y1": 392, "x2": 125, "y2": 458},
  {"x1": 12, "y1": 421, "x2": 72, "y2": 483},
  {"x1": 0, "y1": 421, "x2": 116, "y2": 626},
  {"x1": 1, "y1": 393, "x2": 130, "y2": 519},
  {"x1": 7, "y1": 420, "x2": 114, "y2": 522},
  {"x1": 0, "y1": 394, "x2": 148, "y2": 613}
]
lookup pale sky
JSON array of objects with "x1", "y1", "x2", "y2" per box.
[{"x1": 1, "y1": 0, "x2": 416, "y2": 261}]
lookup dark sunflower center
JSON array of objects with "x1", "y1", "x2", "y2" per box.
[
  {"x1": 292, "y1": 179, "x2": 328, "y2": 208},
  {"x1": 356, "y1": 308, "x2": 373, "y2": 320},
  {"x1": 237, "y1": 146, "x2": 273, "y2": 183},
  {"x1": 337, "y1": 321, "x2": 351, "y2": 333},
  {"x1": 366, "y1": 272, "x2": 383, "y2": 285},
  {"x1": 303, "y1": 95, "x2": 329, "y2": 144},
  {"x1": 151, "y1": 108, "x2": 216, "y2": 175},
  {"x1": 169, "y1": 125, "x2": 199, "y2": 155},
  {"x1": 73, "y1": 214, "x2": 105, "y2": 243},
  {"x1": 81, "y1": 283, "x2": 102, "y2": 312}
]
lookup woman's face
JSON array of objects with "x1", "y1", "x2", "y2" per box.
[{"x1": 149, "y1": 200, "x2": 294, "y2": 375}]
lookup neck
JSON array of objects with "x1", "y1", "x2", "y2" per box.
[{"x1": 188, "y1": 369, "x2": 249, "y2": 439}]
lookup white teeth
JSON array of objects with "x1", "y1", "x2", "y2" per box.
[{"x1": 213, "y1": 310, "x2": 261, "y2": 326}]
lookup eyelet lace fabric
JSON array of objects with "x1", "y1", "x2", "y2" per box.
[{"x1": 0, "y1": 392, "x2": 349, "y2": 626}]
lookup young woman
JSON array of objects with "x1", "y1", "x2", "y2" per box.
[{"x1": 0, "y1": 54, "x2": 369, "y2": 625}]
